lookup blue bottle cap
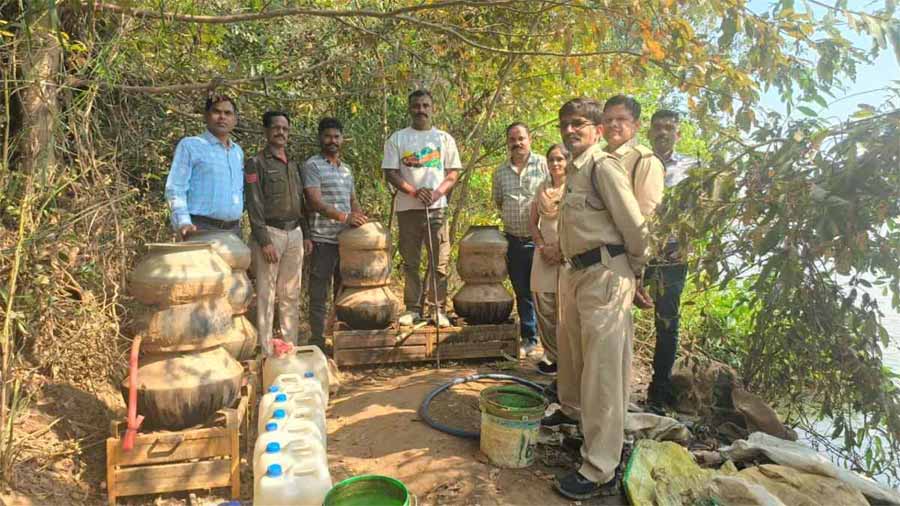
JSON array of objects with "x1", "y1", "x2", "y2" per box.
[
  {"x1": 267, "y1": 386, "x2": 280, "y2": 393},
  {"x1": 304, "y1": 371, "x2": 315, "y2": 378},
  {"x1": 267, "y1": 464, "x2": 283, "y2": 477},
  {"x1": 275, "y1": 393, "x2": 288, "y2": 402},
  {"x1": 273, "y1": 409, "x2": 286, "y2": 419},
  {"x1": 265, "y1": 442, "x2": 280, "y2": 453},
  {"x1": 265, "y1": 422, "x2": 278, "y2": 432}
]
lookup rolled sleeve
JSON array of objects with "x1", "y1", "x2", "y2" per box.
[
  {"x1": 491, "y1": 168, "x2": 503, "y2": 210},
  {"x1": 443, "y1": 134, "x2": 463, "y2": 170},
  {"x1": 381, "y1": 135, "x2": 400, "y2": 170},
  {"x1": 302, "y1": 160, "x2": 322, "y2": 188},
  {"x1": 165, "y1": 139, "x2": 194, "y2": 229}
]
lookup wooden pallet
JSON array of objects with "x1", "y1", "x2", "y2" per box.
[
  {"x1": 333, "y1": 322, "x2": 520, "y2": 366},
  {"x1": 105, "y1": 360, "x2": 258, "y2": 506}
]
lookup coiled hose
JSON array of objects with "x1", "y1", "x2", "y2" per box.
[{"x1": 418, "y1": 373, "x2": 548, "y2": 439}]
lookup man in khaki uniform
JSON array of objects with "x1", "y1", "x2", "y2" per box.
[
  {"x1": 245, "y1": 111, "x2": 311, "y2": 355},
  {"x1": 543, "y1": 97, "x2": 663, "y2": 499}
]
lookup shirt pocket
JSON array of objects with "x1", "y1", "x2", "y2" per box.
[
  {"x1": 561, "y1": 191, "x2": 585, "y2": 211},
  {"x1": 264, "y1": 168, "x2": 287, "y2": 196}
]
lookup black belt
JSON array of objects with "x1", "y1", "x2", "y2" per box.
[
  {"x1": 504, "y1": 233, "x2": 533, "y2": 242},
  {"x1": 566, "y1": 244, "x2": 626, "y2": 270},
  {"x1": 191, "y1": 214, "x2": 240, "y2": 229},
  {"x1": 265, "y1": 218, "x2": 299, "y2": 231}
]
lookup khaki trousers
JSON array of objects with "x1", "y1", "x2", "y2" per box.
[
  {"x1": 533, "y1": 291, "x2": 559, "y2": 363},
  {"x1": 556, "y1": 254, "x2": 635, "y2": 484},
  {"x1": 252, "y1": 225, "x2": 305, "y2": 355},
  {"x1": 396, "y1": 208, "x2": 450, "y2": 313}
]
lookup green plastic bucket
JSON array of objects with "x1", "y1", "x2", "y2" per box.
[
  {"x1": 323, "y1": 475, "x2": 413, "y2": 506},
  {"x1": 479, "y1": 385, "x2": 547, "y2": 468}
]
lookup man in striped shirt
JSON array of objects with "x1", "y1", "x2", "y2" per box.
[
  {"x1": 491, "y1": 123, "x2": 548, "y2": 356},
  {"x1": 303, "y1": 117, "x2": 367, "y2": 348}
]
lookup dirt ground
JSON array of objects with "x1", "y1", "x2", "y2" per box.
[{"x1": 1, "y1": 353, "x2": 652, "y2": 506}]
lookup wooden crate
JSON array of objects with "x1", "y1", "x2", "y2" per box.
[
  {"x1": 333, "y1": 322, "x2": 520, "y2": 366},
  {"x1": 106, "y1": 361, "x2": 257, "y2": 506}
]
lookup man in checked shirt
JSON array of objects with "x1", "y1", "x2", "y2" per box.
[{"x1": 491, "y1": 123, "x2": 549, "y2": 358}]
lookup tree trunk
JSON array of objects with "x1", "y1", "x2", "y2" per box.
[{"x1": 1, "y1": 10, "x2": 61, "y2": 480}]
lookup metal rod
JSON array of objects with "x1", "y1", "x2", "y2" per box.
[{"x1": 423, "y1": 205, "x2": 442, "y2": 369}]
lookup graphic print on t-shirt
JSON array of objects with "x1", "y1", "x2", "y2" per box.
[{"x1": 401, "y1": 146, "x2": 442, "y2": 169}]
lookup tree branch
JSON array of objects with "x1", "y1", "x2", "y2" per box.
[
  {"x1": 87, "y1": 0, "x2": 517, "y2": 24},
  {"x1": 64, "y1": 57, "x2": 346, "y2": 94},
  {"x1": 394, "y1": 14, "x2": 643, "y2": 58}
]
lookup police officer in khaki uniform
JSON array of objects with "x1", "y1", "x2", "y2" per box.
[
  {"x1": 542, "y1": 97, "x2": 663, "y2": 499},
  {"x1": 244, "y1": 110, "x2": 312, "y2": 355}
]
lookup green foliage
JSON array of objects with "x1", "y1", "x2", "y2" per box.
[{"x1": 3, "y1": 0, "x2": 900, "y2": 487}]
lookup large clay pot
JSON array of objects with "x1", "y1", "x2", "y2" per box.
[
  {"x1": 335, "y1": 286, "x2": 399, "y2": 330},
  {"x1": 453, "y1": 283, "x2": 513, "y2": 324},
  {"x1": 220, "y1": 315, "x2": 257, "y2": 361},
  {"x1": 121, "y1": 347, "x2": 243, "y2": 429},
  {"x1": 186, "y1": 231, "x2": 252, "y2": 271},
  {"x1": 226, "y1": 270, "x2": 253, "y2": 315},
  {"x1": 134, "y1": 297, "x2": 232, "y2": 349},
  {"x1": 130, "y1": 243, "x2": 230, "y2": 305},
  {"x1": 338, "y1": 222, "x2": 391, "y2": 287},
  {"x1": 457, "y1": 226, "x2": 508, "y2": 283}
]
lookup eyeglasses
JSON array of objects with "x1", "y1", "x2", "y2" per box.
[{"x1": 558, "y1": 119, "x2": 595, "y2": 130}]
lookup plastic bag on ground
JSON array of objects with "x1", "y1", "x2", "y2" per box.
[
  {"x1": 626, "y1": 412, "x2": 691, "y2": 444},
  {"x1": 691, "y1": 475, "x2": 787, "y2": 506},
  {"x1": 624, "y1": 440, "x2": 714, "y2": 506},
  {"x1": 720, "y1": 432, "x2": 900, "y2": 505},
  {"x1": 738, "y1": 464, "x2": 868, "y2": 506}
]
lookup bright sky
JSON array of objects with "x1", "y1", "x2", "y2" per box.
[{"x1": 749, "y1": 0, "x2": 899, "y2": 121}]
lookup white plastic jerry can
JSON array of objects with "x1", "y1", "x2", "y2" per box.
[
  {"x1": 272, "y1": 372, "x2": 328, "y2": 407},
  {"x1": 254, "y1": 417, "x2": 326, "y2": 465},
  {"x1": 254, "y1": 461, "x2": 332, "y2": 506},
  {"x1": 263, "y1": 345, "x2": 329, "y2": 400},
  {"x1": 253, "y1": 441, "x2": 285, "y2": 482},
  {"x1": 258, "y1": 392, "x2": 291, "y2": 434}
]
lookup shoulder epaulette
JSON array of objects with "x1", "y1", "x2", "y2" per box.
[{"x1": 633, "y1": 144, "x2": 654, "y2": 158}]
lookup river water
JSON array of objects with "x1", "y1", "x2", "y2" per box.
[{"x1": 868, "y1": 289, "x2": 900, "y2": 375}]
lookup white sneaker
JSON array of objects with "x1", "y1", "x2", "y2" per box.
[
  {"x1": 398, "y1": 311, "x2": 420, "y2": 326},
  {"x1": 435, "y1": 312, "x2": 451, "y2": 328}
]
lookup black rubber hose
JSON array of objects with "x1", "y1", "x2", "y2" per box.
[{"x1": 418, "y1": 373, "x2": 548, "y2": 439}]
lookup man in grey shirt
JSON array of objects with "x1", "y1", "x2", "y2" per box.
[{"x1": 302, "y1": 117, "x2": 368, "y2": 349}]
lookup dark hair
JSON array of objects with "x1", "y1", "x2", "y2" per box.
[
  {"x1": 603, "y1": 94, "x2": 641, "y2": 122},
  {"x1": 558, "y1": 97, "x2": 603, "y2": 124},
  {"x1": 505, "y1": 122, "x2": 529, "y2": 136},
  {"x1": 205, "y1": 94, "x2": 237, "y2": 113},
  {"x1": 545, "y1": 143, "x2": 570, "y2": 160},
  {"x1": 651, "y1": 109, "x2": 680, "y2": 124},
  {"x1": 408, "y1": 89, "x2": 433, "y2": 103},
  {"x1": 318, "y1": 117, "x2": 343, "y2": 135},
  {"x1": 262, "y1": 111, "x2": 290, "y2": 128}
]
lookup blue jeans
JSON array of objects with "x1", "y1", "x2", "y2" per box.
[
  {"x1": 505, "y1": 234, "x2": 537, "y2": 345},
  {"x1": 644, "y1": 262, "x2": 688, "y2": 401}
]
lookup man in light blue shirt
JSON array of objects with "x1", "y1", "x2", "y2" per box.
[{"x1": 165, "y1": 95, "x2": 245, "y2": 239}]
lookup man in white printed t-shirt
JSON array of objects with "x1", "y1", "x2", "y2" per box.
[{"x1": 382, "y1": 89, "x2": 463, "y2": 328}]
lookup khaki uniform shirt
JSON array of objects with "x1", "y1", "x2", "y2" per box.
[
  {"x1": 244, "y1": 148, "x2": 310, "y2": 246},
  {"x1": 611, "y1": 143, "x2": 665, "y2": 218},
  {"x1": 559, "y1": 143, "x2": 664, "y2": 274}
]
